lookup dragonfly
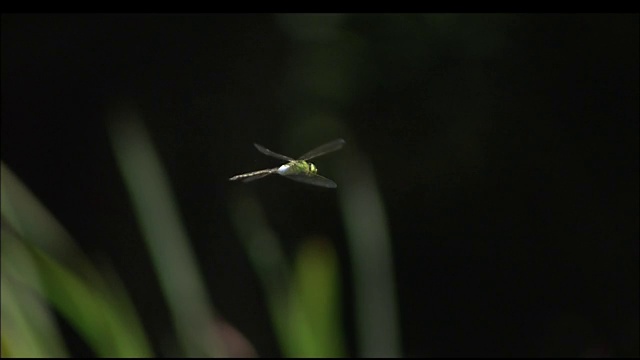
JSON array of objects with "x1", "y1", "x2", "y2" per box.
[{"x1": 229, "y1": 138, "x2": 345, "y2": 188}]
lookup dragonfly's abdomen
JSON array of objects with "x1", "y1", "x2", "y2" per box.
[{"x1": 277, "y1": 160, "x2": 317, "y2": 176}]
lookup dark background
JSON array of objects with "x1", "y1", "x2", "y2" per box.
[{"x1": 2, "y1": 14, "x2": 638, "y2": 357}]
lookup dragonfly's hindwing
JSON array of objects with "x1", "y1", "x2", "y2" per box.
[{"x1": 285, "y1": 174, "x2": 337, "y2": 188}]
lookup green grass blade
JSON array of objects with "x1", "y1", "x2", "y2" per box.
[
  {"x1": 107, "y1": 109, "x2": 226, "y2": 357},
  {"x1": 229, "y1": 191, "x2": 346, "y2": 357},
  {"x1": 291, "y1": 237, "x2": 346, "y2": 357},
  {"x1": 1, "y1": 233, "x2": 68, "y2": 358},
  {"x1": 1, "y1": 161, "x2": 152, "y2": 357},
  {"x1": 229, "y1": 191, "x2": 294, "y2": 356},
  {"x1": 336, "y1": 142, "x2": 402, "y2": 357}
]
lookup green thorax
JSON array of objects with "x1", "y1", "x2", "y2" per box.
[{"x1": 278, "y1": 160, "x2": 317, "y2": 176}]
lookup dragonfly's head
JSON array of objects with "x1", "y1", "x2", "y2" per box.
[{"x1": 309, "y1": 162, "x2": 318, "y2": 174}]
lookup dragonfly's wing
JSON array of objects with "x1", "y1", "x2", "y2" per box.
[
  {"x1": 229, "y1": 168, "x2": 277, "y2": 182},
  {"x1": 284, "y1": 174, "x2": 337, "y2": 188},
  {"x1": 297, "y1": 139, "x2": 345, "y2": 161},
  {"x1": 254, "y1": 143, "x2": 294, "y2": 161}
]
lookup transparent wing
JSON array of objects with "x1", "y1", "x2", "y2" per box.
[
  {"x1": 284, "y1": 174, "x2": 337, "y2": 188},
  {"x1": 254, "y1": 143, "x2": 294, "y2": 161},
  {"x1": 297, "y1": 138, "x2": 346, "y2": 161}
]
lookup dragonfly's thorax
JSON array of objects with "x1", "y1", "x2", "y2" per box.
[{"x1": 277, "y1": 160, "x2": 317, "y2": 176}]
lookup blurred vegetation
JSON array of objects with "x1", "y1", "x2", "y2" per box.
[
  {"x1": 2, "y1": 162, "x2": 152, "y2": 357},
  {"x1": 2, "y1": 13, "x2": 638, "y2": 357}
]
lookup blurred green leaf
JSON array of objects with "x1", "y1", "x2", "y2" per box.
[
  {"x1": 1, "y1": 161, "x2": 152, "y2": 357},
  {"x1": 230, "y1": 191, "x2": 346, "y2": 357},
  {"x1": 2, "y1": 231, "x2": 68, "y2": 358},
  {"x1": 291, "y1": 236, "x2": 345, "y2": 357},
  {"x1": 107, "y1": 109, "x2": 227, "y2": 357},
  {"x1": 336, "y1": 141, "x2": 402, "y2": 357}
]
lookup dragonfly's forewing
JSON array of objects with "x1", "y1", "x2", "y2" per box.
[
  {"x1": 297, "y1": 139, "x2": 345, "y2": 161},
  {"x1": 254, "y1": 143, "x2": 294, "y2": 161},
  {"x1": 285, "y1": 174, "x2": 337, "y2": 188}
]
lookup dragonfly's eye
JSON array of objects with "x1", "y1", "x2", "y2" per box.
[{"x1": 310, "y1": 163, "x2": 317, "y2": 173}]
